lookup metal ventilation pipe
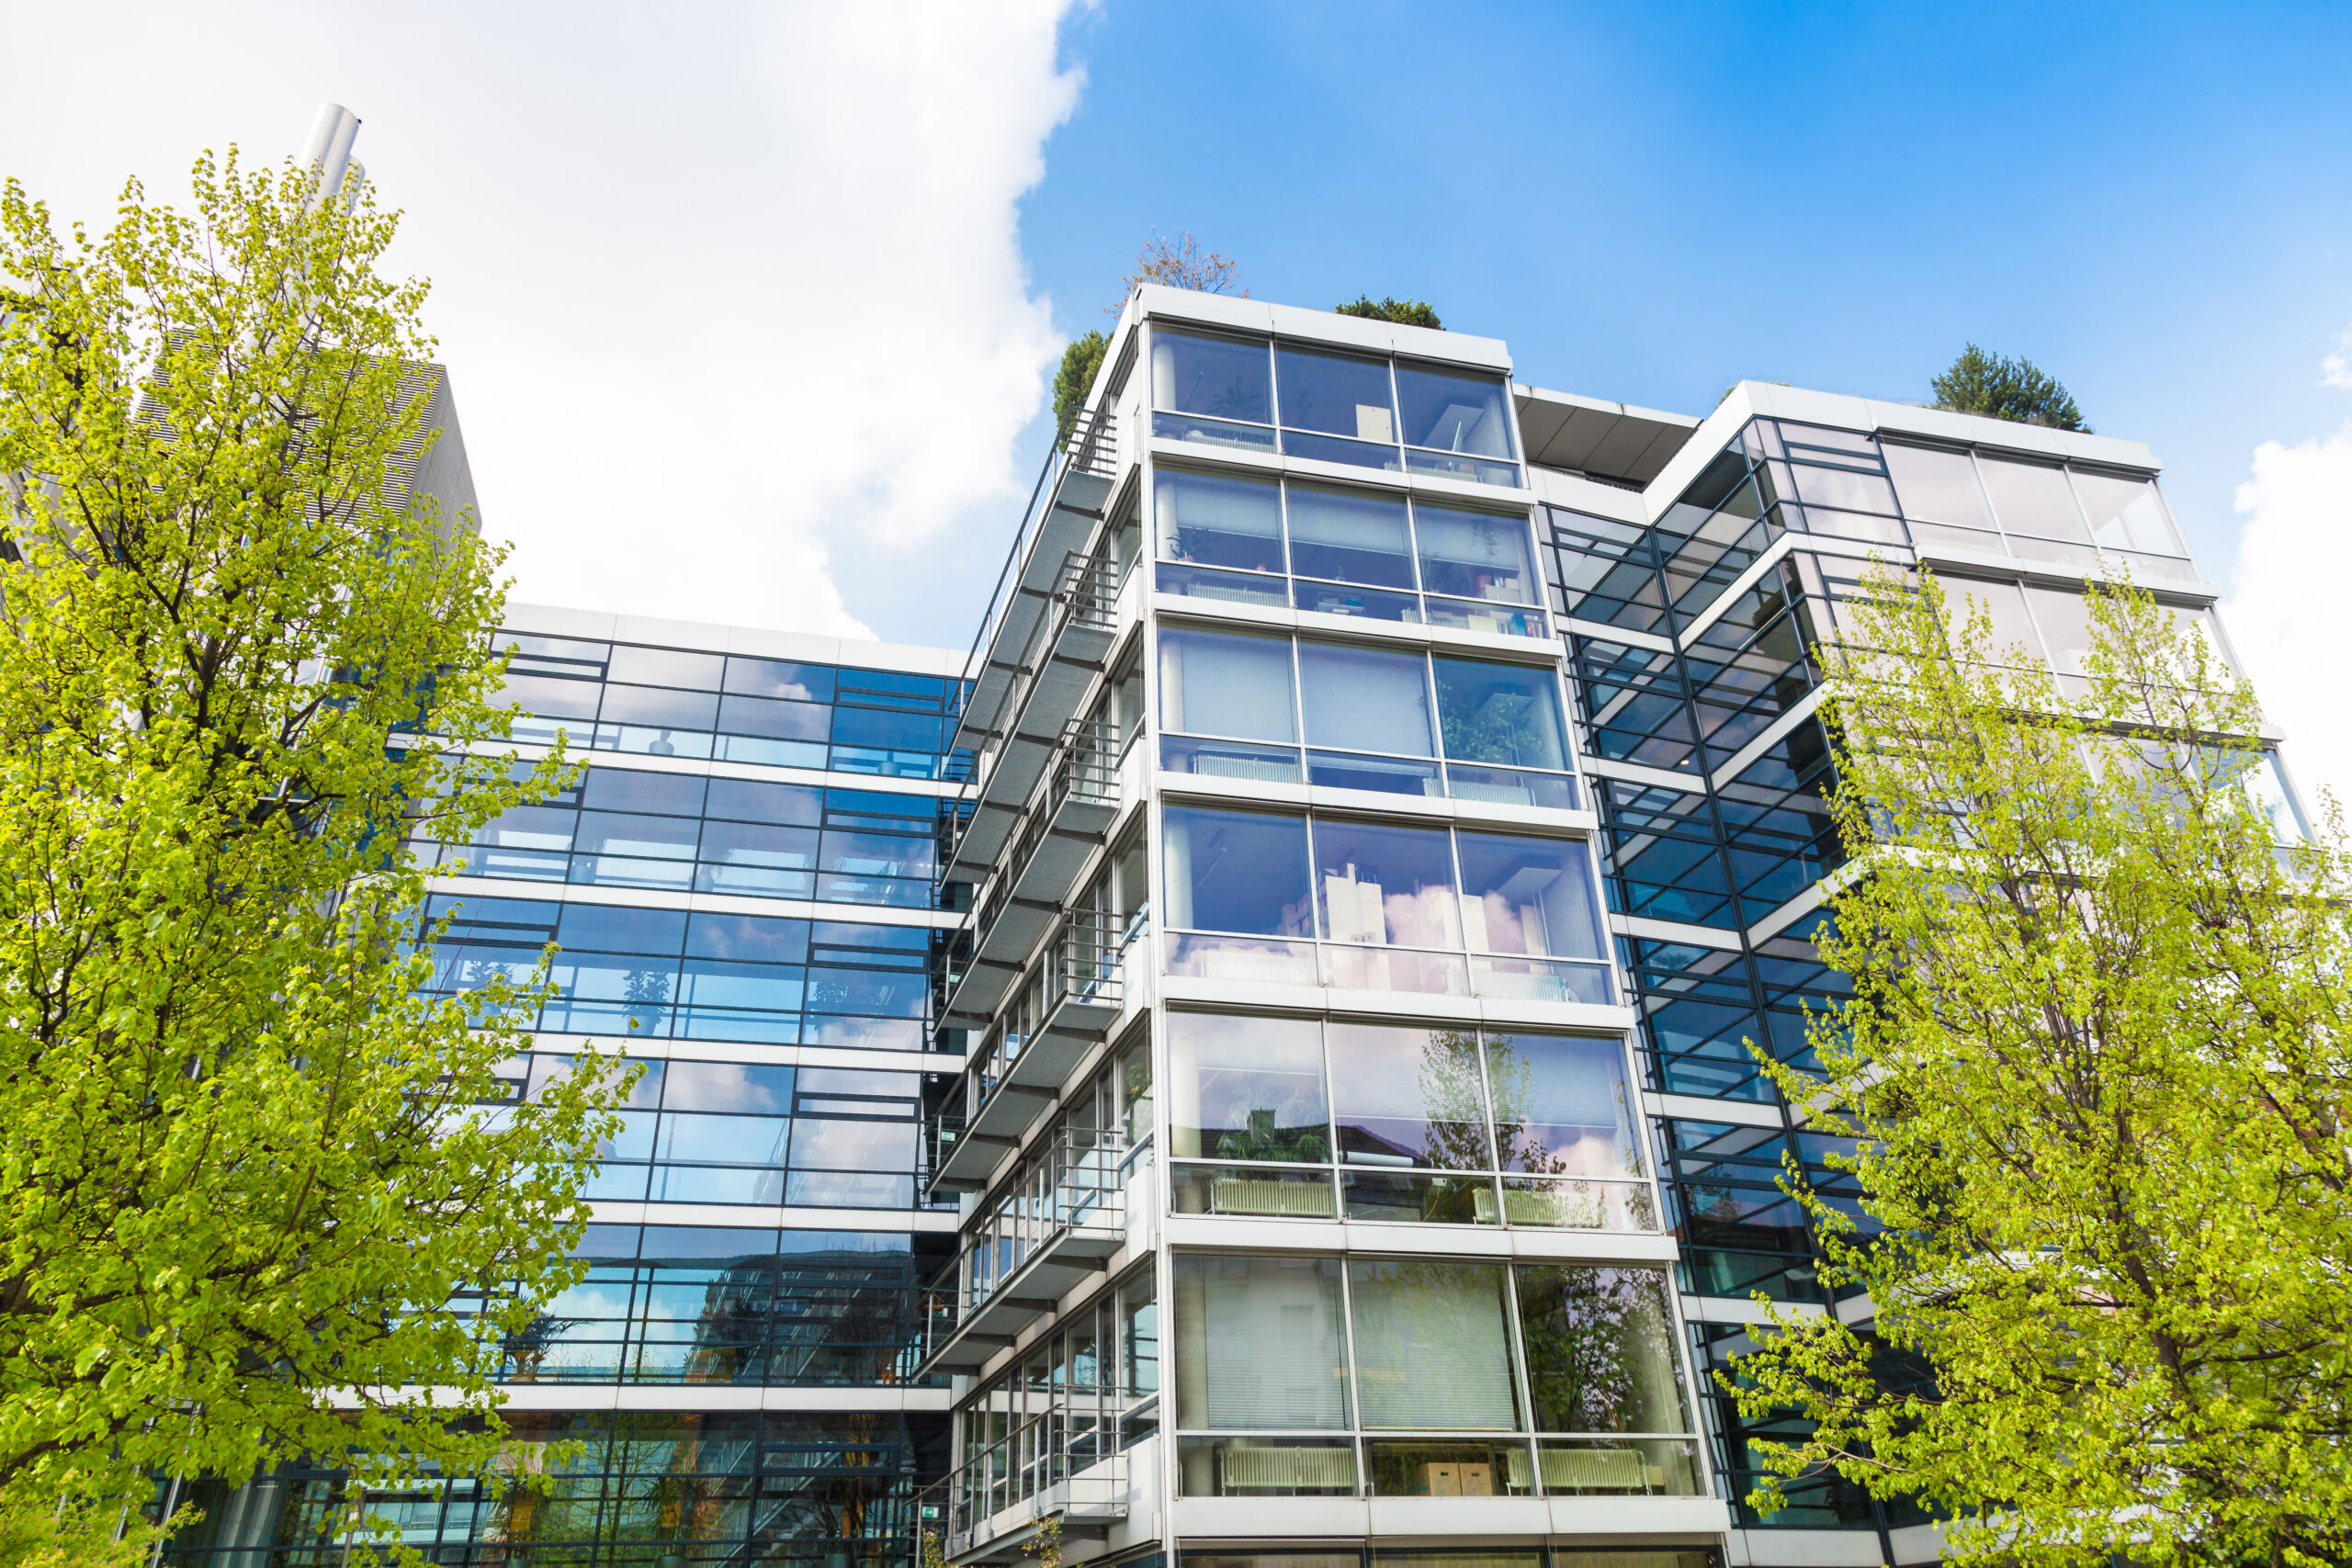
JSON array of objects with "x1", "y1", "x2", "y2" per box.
[{"x1": 300, "y1": 102, "x2": 361, "y2": 208}]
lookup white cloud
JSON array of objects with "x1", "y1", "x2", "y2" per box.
[
  {"x1": 0, "y1": 1, "x2": 1088, "y2": 639},
  {"x1": 2324, "y1": 328, "x2": 2352, "y2": 392},
  {"x1": 2224, "y1": 417, "x2": 2352, "y2": 815}
]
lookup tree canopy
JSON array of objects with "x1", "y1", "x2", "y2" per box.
[
  {"x1": 1731, "y1": 566, "x2": 2352, "y2": 1566},
  {"x1": 1931, "y1": 343, "x2": 2088, "y2": 430},
  {"x1": 1107, "y1": 229, "x2": 1241, "y2": 317},
  {"x1": 1051, "y1": 329, "x2": 1107, "y2": 432},
  {"x1": 0, "y1": 151, "x2": 625, "y2": 1526},
  {"x1": 1334, "y1": 295, "x2": 1441, "y2": 330}
]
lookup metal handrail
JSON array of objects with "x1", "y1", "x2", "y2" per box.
[
  {"x1": 961, "y1": 544, "x2": 1126, "y2": 785},
  {"x1": 966, "y1": 907, "x2": 1128, "y2": 1118},
  {"x1": 916, "y1": 1128, "x2": 1128, "y2": 1354},
  {"x1": 950, "y1": 411, "x2": 1120, "y2": 758},
  {"x1": 915, "y1": 1399, "x2": 1134, "y2": 1555}
]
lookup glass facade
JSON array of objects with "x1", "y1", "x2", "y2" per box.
[
  {"x1": 1547, "y1": 411, "x2": 2265, "y2": 1533},
  {"x1": 169, "y1": 626, "x2": 967, "y2": 1568},
  {"x1": 179, "y1": 297, "x2": 2272, "y2": 1568},
  {"x1": 1154, "y1": 468, "x2": 1547, "y2": 637}
]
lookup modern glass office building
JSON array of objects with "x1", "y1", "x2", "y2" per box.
[{"x1": 164, "y1": 284, "x2": 2297, "y2": 1568}]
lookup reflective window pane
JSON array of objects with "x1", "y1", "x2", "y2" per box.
[
  {"x1": 1952, "y1": 578, "x2": 2047, "y2": 666},
  {"x1": 1162, "y1": 807, "x2": 1313, "y2": 937},
  {"x1": 1285, "y1": 484, "x2": 1415, "y2": 589},
  {"x1": 1881, "y1": 443, "x2": 1995, "y2": 532},
  {"x1": 582, "y1": 768, "x2": 706, "y2": 816},
  {"x1": 1977, "y1": 457, "x2": 2089, "y2": 543},
  {"x1": 1167, "y1": 1012, "x2": 1330, "y2": 1163},
  {"x1": 1296, "y1": 641, "x2": 1433, "y2": 757},
  {"x1": 662, "y1": 1061, "x2": 794, "y2": 1113},
  {"x1": 1311, "y1": 819, "x2": 1461, "y2": 948},
  {"x1": 1276, "y1": 345, "x2": 1396, "y2": 443},
  {"x1": 1432, "y1": 657, "x2": 1569, "y2": 771},
  {"x1": 1453, "y1": 832, "x2": 1604, "y2": 959},
  {"x1": 723, "y1": 657, "x2": 834, "y2": 702},
  {"x1": 1172, "y1": 1255, "x2": 1351, "y2": 1430},
  {"x1": 605, "y1": 646, "x2": 724, "y2": 691},
  {"x1": 1414, "y1": 504, "x2": 1536, "y2": 604},
  {"x1": 1347, "y1": 1258, "x2": 1522, "y2": 1430},
  {"x1": 1159, "y1": 627, "x2": 1298, "y2": 742},
  {"x1": 1327, "y1": 1021, "x2": 1490, "y2": 1170},
  {"x1": 1396, "y1": 364, "x2": 1515, "y2": 459},
  {"x1": 1151, "y1": 329, "x2": 1271, "y2": 424},
  {"x1": 2070, "y1": 469, "x2": 2183, "y2": 556},
  {"x1": 1157, "y1": 470, "x2": 1284, "y2": 574},
  {"x1": 1513, "y1": 1265, "x2": 1690, "y2": 1435},
  {"x1": 1483, "y1": 1033, "x2": 1639, "y2": 1179}
]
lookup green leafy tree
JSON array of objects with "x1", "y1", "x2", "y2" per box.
[
  {"x1": 1050, "y1": 329, "x2": 1106, "y2": 433},
  {"x1": 1730, "y1": 565, "x2": 2352, "y2": 1565},
  {"x1": 0, "y1": 152, "x2": 626, "y2": 1521},
  {"x1": 1334, "y1": 294, "x2": 1441, "y2": 330},
  {"x1": 1930, "y1": 343, "x2": 2088, "y2": 430}
]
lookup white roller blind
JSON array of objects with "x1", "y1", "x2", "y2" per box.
[{"x1": 1347, "y1": 1259, "x2": 1521, "y2": 1430}]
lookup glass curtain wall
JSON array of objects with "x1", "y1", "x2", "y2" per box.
[
  {"x1": 1148, "y1": 327, "x2": 1521, "y2": 488},
  {"x1": 1158, "y1": 807, "x2": 1611, "y2": 1004},
  {"x1": 1164, "y1": 1013, "x2": 1652, "y2": 1231},
  {"x1": 1169, "y1": 1252, "x2": 1698, "y2": 1499},
  {"x1": 1155, "y1": 468, "x2": 1546, "y2": 637},
  {"x1": 1158, "y1": 625, "x2": 1578, "y2": 807}
]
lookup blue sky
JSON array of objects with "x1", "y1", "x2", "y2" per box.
[
  {"x1": 829, "y1": 1, "x2": 2352, "y2": 632},
  {"x1": 6, "y1": 1, "x2": 2349, "y2": 789}
]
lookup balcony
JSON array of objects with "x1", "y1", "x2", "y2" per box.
[
  {"x1": 951, "y1": 546, "x2": 1125, "y2": 884},
  {"x1": 917, "y1": 1130, "x2": 1130, "y2": 1374},
  {"x1": 918, "y1": 1403, "x2": 1134, "y2": 1564},
  {"x1": 933, "y1": 909, "x2": 1132, "y2": 1190},
  {"x1": 944, "y1": 719, "x2": 1124, "y2": 1027}
]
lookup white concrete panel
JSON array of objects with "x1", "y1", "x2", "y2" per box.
[{"x1": 1545, "y1": 1494, "x2": 1734, "y2": 1537}]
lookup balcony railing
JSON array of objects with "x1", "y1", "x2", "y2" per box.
[
  {"x1": 950, "y1": 410, "x2": 1123, "y2": 763},
  {"x1": 944, "y1": 549, "x2": 1129, "y2": 893},
  {"x1": 917, "y1": 1402, "x2": 1135, "y2": 1562},
  {"x1": 916, "y1": 1129, "x2": 1130, "y2": 1371}
]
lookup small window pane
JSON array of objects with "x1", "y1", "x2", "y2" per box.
[
  {"x1": 581, "y1": 768, "x2": 707, "y2": 816},
  {"x1": 1159, "y1": 627, "x2": 1297, "y2": 742},
  {"x1": 1157, "y1": 470, "x2": 1284, "y2": 574},
  {"x1": 1882, "y1": 444, "x2": 1995, "y2": 532},
  {"x1": 1482, "y1": 1033, "x2": 1638, "y2": 1179},
  {"x1": 662, "y1": 1061, "x2": 794, "y2": 1113},
  {"x1": 1151, "y1": 329, "x2": 1272, "y2": 423},
  {"x1": 1276, "y1": 345, "x2": 1396, "y2": 443},
  {"x1": 1414, "y1": 505, "x2": 1536, "y2": 604},
  {"x1": 1396, "y1": 364, "x2": 1516, "y2": 458},
  {"x1": 597, "y1": 683, "x2": 719, "y2": 730},
  {"x1": 1311, "y1": 819, "x2": 1460, "y2": 949},
  {"x1": 1347, "y1": 1258, "x2": 1521, "y2": 1430},
  {"x1": 1167, "y1": 1012, "x2": 1329, "y2": 1163},
  {"x1": 1296, "y1": 641, "x2": 1433, "y2": 757},
  {"x1": 716, "y1": 694, "x2": 831, "y2": 742},
  {"x1": 725, "y1": 658, "x2": 835, "y2": 702},
  {"x1": 1432, "y1": 658, "x2": 1568, "y2": 771},
  {"x1": 1286, "y1": 484, "x2": 1415, "y2": 589},
  {"x1": 1513, "y1": 1265, "x2": 1689, "y2": 1435},
  {"x1": 1788, "y1": 463, "x2": 1897, "y2": 516},
  {"x1": 1453, "y1": 832, "x2": 1604, "y2": 959},
  {"x1": 1327, "y1": 1022, "x2": 1490, "y2": 1170},
  {"x1": 1977, "y1": 457, "x2": 2089, "y2": 543},
  {"x1": 1172, "y1": 1255, "x2": 1350, "y2": 1430},
  {"x1": 1162, "y1": 807, "x2": 1313, "y2": 937},
  {"x1": 605, "y1": 646, "x2": 725, "y2": 691},
  {"x1": 705, "y1": 779, "x2": 823, "y2": 826}
]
